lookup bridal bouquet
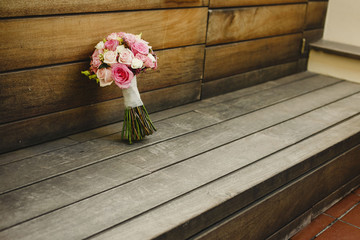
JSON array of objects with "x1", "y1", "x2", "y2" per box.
[{"x1": 82, "y1": 32, "x2": 157, "y2": 144}]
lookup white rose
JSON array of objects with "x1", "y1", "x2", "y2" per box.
[
  {"x1": 103, "y1": 51, "x2": 117, "y2": 65},
  {"x1": 147, "y1": 54, "x2": 156, "y2": 62},
  {"x1": 116, "y1": 45, "x2": 126, "y2": 53},
  {"x1": 131, "y1": 58, "x2": 143, "y2": 69},
  {"x1": 95, "y1": 41, "x2": 105, "y2": 50},
  {"x1": 118, "y1": 48, "x2": 134, "y2": 65}
]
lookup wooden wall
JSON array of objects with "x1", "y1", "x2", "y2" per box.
[{"x1": 0, "y1": 0, "x2": 328, "y2": 153}]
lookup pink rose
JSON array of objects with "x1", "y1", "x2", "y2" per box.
[
  {"x1": 135, "y1": 53, "x2": 152, "y2": 68},
  {"x1": 123, "y1": 33, "x2": 137, "y2": 47},
  {"x1": 104, "y1": 40, "x2": 119, "y2": 51},
  {"x1": 112, "y1": 63, "x2": 134, "y2": 89},
  {"x1": 92, "y1": 49, "x2": 103, "y2": 59},
  {"x1": 91, "y1": 57, "x2": 102, "y2": 68},
  {"x1": 118, "y1": 48, "x2": 134, "y2": 65},
  {"x1": 106, "y1": 33, "x2": 118, "y2": 41},
  {"x1": 135, "y1": 53, "x2": 147, "y2": 62},
  {"x1": 96, "y1": 68, "x2": 113, "y2": 87},
  {"x1": 103, "y1": 51, "x2": 117, "y2": 65},
  {"x1": 131, "y1": 41, "x2": 149, "y2": 56},
  {"x1": 117, "y1": 32, "x2": 126, "y2": 38}
]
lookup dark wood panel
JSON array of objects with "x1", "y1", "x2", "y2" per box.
[
  {"x1": 194, "y1": 145, "x2": 360, "y2": 240},
  {"x1": 204, "y1": 33, "x2": 302, "y2": 81},
  {"x1": 209, "y1": 0, "x2": 306, "y2": 8},
  {"x1": 305, "y1": 1, "x2": 328, "y2": 29},
  {"x1": 0, "y1": 81, "x2": 201, "y2": 153},
  {"x1": 207, "y1": 4, "x2": 306, "y2": 45},
  {"x1": 0, "y1": 45, "x2": 204, "y2": 124},
  {"x1": 0, "y1": 0, "x2": 209, "y2": 17},
  {"x1": 202, "y1": 61, "x2": 299, "y2": 99},
  {"x1": 0, "y1": 8, "x2": 207, "y2": 72}
]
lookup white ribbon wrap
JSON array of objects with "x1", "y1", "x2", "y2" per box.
[{"x1": 122, "y1": 76, "x2": 143, "y2": 108}]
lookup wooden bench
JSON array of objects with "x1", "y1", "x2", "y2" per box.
[{"x1": 1, "y1": 71, "x2": 360, "y2": 239}]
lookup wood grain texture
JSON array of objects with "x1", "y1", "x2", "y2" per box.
[
  {"x1": 1, "y1": 75, "x2": 340, "y2": 192},
  {"x1": 0, "y1": 81, "x2": 201, "y2": 153},
  {"x1": 0, "y1": 8, "x2": 207, "y2": 72},
  {"x1": 94, "y1": 115, "x2": 360, "y2": 240},
  {"x1": 209, "y1": 0, "x2": 306, "y2": 8},
  {"x1": 204, "y1": 33, "x2": 302, "y2": 81},
  {"x1": 305, "y1": 1, "x2": 328, "y2": 29},
  {"x1": 207, "y1": 4, "x2": 306, "y2": 45},
  {"x1": 194, "y1": 145, "x2": 360, "y2": 240},
  {"x1": 0, "y1": 0, "x2": 209, "y2": 17},
  {"x1": 0, "y1": 45, "x2": 204, "y2": 124},
  {"x1": 1, "y1": 77, "x2": 357, "y2": 230},
  {"x1": 202, "y1": 61, "x2": 299, "y2": 99},
  {"x1": 3, "y1": 91, "x2": 358, "y2": 239}
]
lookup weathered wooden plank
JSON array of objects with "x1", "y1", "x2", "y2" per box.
[
  {"x1": 0, "y1": 138, "x2": 78, "y2": 166},
  {"x1": 207, "y1": 4, "x2": 306, "y2": 45},
  {"x1": 1, "y1": 91, "x2": 359, "y2": 239},
  {"x1": 0, "y1": 81, "x2": 201, "y2": 154},
  {"x1": 193, "y1": 145, "x2": 360, "y2": 240},
  {"x1": 90, "y1": 115, "x2": 360, "y2": 240},
  {"x1": 0, "y1": 8, "x2": 207, "y2": 72},
  {"x1": 0, "y1": 45, "x2": 204, "y2": 124},
  {"x1": 204, "y1": 33, "x2": 302, "y2": 81},
  {"x1": 202, "y1": 61, "x2": 299, "y2": 99},
  {"x1": 209, "y1": 0, "x2": 306, "y2": 8},
  {"x1": 0, "y1": 75, "x2": 342, "y2": 192},
  {"x1": 305, "y1": 1, "x2": 328, "y2": 29},
  {"x1": 0, "y1": 0, "x2": 209, "y2": 17},
  {"x1": 0, "y1": 79, "x2": 358, "y2": 230}
]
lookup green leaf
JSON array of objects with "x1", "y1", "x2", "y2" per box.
[
  {"x1": 99, "y1": 63, "x2": 110, "y2": 69},
  {"x1": 81, "y1": 70, "x2": 91, "y2": 76}
]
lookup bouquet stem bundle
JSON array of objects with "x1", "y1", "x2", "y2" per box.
[{"x1": 122, "y1": 106, "x2": 156, "y2": 144}]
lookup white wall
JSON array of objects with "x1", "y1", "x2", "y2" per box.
[{"x1": 323, "y1": 0, "x2": 360, "y2": 47}]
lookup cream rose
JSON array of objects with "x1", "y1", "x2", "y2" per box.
[
  {"x1": 131, "y1": 58, "x2": 143, "y2": 69},
  {"x1": 147, "y1": 54, "x2": 156, "y2": 62},
  {"x1": 96, "y1": 68, "x2": 113, "y2": 87},
  {"x1": 118, "y1": 48, "x2": 134, "y2": 65},
  {"x1": 103, "y1": 51, "x2": 117, "y2": 65},
  {"x1": 116, "y1": 45, "x2": 125, "y2": 53},
  {"x1": 95, "y1": 41, "x2": 105, "y2": 50}
]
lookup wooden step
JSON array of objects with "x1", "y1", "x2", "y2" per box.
[
  {"x1": 310, "y1": 39, "x2": 360, "y2": 60},
  {"x1": 308, "y1": 39, "x2": 360, "y2": 84},
  {"x1": 0, "y1": 72, "x2": 359, "y2": 239}
]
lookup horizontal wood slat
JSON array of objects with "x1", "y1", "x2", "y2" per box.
[
  {"x1": 202, "y1": 61, "x2": 299, "y2": 98},
  {"x1": 0, "y1": 75, "x2": 343, "y2": 194},
  {"x1": 0, "y1": 45, "x2": 204, "y2": 124},
  {"x1": 207, "y1": 4, "x2": 306, "y2": 45},
  {"x1": 194, "y1": 145, "x2": 360, "y2": 240},
  {"x1": 1, "y1": 85, "x2": 359, "y2": 239},
  {"x1": 305, "y1": 1, "x2": 328, "y2": 29},
  {"x1": 0, "y1": 8, "x2": 207, "y2": 72},
  {"x1": 0, "y1": 0, "x2": 209, "y2": 17},
  {"x1": 0, "y1": 81, "x2": 201, "y2": 153},
  {"x1": 209, "y1": 0, "x2": 306, "y2": 8},
  {"x1": 204, "y1": 33, "x2": 302, "y2": 81}
]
